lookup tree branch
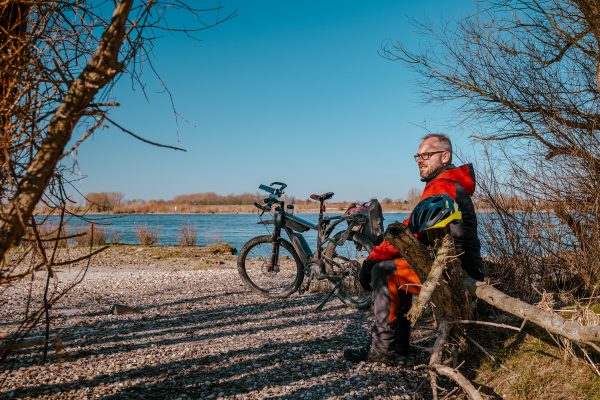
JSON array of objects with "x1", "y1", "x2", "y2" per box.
[{"x1": 0, "y1": 0, "x2": 134, "y2": 261}]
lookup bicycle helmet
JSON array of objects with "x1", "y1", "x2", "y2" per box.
[{"x1": 408, "y1": 194, "x2": 462, "y2": 233}]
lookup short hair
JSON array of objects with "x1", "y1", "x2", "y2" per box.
[{"x1": 421, "y1": 133, "x2": 452, "y2": 162}]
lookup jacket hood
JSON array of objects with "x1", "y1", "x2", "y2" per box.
[{"x1": 430, "y1": 164, "x2": 476, "y2": 195}]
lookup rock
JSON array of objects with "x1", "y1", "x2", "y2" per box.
[
  {"x1": 205, "y1": 243, "x2": 237, "y2": 255},
  {"x1": 110, "y1": 304, "x2": 142, "y2": 315}
]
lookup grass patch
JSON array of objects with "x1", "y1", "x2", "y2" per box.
[
  {"x1": 147, "y1": 248, "x2": 187, "y2": 259},
  {"x1": 472, "y1": 330, "x2": 600, "y2": 400},
  {"x1": 145, "y1": 243, "x2": 237, "y2": 260}
]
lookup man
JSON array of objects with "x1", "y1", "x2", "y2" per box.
[{"x1": 344, "y1": 133, "x2": 484, "y2": 364}]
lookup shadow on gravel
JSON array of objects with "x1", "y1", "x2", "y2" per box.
[
  {"x1": 53, "y1": 295, "x2": 351, "y2": 361},
  {"x1": 2, "y1": 290, "x2": 428, "y2": 399},
  {"x1": 50, "y1": 291, "x2": 249, "y2": 320}
]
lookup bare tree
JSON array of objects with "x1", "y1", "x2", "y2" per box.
[
  {"x1": 406, "y1": 186, "x2": 421, "y2": 209},
  {"x1": 383, "y1": 0, "x2": 599, "y2": 294},
  {"x1": 380, "y1": 1, "x2": 600, "y2": 397},
  {"x1": 0, "y1": 0, "x2": 233, "y2": 363},
  {"x1": 85, "y1": 192, "x2": 125, "y2": 211}
]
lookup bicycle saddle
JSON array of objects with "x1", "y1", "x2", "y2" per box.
[{"x1": 310, "y1": 192, "x2": 334, "y2": 201}]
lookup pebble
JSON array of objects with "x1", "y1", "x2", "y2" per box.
[{"x1": 0, "y1": 246, "x2": 431, "y2": 399}]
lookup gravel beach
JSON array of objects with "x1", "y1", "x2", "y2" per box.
[{"x1": 1, "y1": 246, "x2": 433, "y2": 399}]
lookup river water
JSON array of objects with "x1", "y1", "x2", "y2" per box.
[{"x1": 48, "y1": 213, "x2": 410, "y2": 250}]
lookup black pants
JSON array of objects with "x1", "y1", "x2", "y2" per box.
[{"x1": 371, "y1": 260, "x2": 412, "y2": 353}]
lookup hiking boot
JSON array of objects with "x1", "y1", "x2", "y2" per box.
[
  {"x1": 343, "y1": 347, "x2": 396, "y2": 365},
  {"x1": 394, "y1": 338, "x2": 409, "y2": 357},
  {"x1": 393, "y1": 319, "x2": 411, "y2": 357}
]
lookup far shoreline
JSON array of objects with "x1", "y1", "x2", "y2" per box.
[{"x1": 37, "y1": 208, "x2": 414, "y2": 216}]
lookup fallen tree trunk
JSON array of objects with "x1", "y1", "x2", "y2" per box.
[
  {"x1": 384, "y1": 221, "x2": 600, "y2": 400},
  {"x1": 463, "y1": 276, "x2": 600, "y2": 343}
]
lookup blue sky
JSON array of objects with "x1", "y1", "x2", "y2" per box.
[{"x1": 70, "y1": 0, "x2": 481, "y2": 202}]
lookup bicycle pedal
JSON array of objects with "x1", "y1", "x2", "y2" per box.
[
  {"x1": 298, "y1": 284, "x2": 307, "y2": 295},
  {"x1": 299, "y1": 276, "x2": 312, "y2": 295}
]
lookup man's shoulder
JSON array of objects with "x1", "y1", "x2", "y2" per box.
[
  {"x1": 422, "y1": 178, "x2": 457, "y2": 200},
  {"x1": 432, "y1": 164, "x2": 475, "y2": 196}
]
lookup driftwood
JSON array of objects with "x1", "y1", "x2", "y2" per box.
[
  {"x1": 463, "y1": 277, "x2": 600, "y2": 343},
  {"x1": 384, "y1": 222, "x2": 600, "y2": 400}
]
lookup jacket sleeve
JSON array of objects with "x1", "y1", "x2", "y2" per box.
[{"x1": 366, "y1": 240, "x2": 401, "y2": 262}]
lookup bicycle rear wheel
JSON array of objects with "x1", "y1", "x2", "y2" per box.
[
  {"x1": 324, "y1": 231, "x2": 374, "y2": 309},
  {"x1": 237, "y1": 235, "x2": 304, "y2": 298}
]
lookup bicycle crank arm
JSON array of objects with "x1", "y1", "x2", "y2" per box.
[{"x1": 299, "y1": 273, "x2": 313, "y2": 295}]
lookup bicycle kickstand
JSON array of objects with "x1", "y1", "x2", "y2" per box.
[{"x1": 314, "y1": 280, "x2": 342, "y2": 313}]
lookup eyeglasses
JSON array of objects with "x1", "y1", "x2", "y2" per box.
[{"x1": 413, "y1": 151, "x2": 446, "y2": 161}]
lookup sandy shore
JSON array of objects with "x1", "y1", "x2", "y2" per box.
[{"x1": 1, "y1": 245, "x2": 432, "y2": 399}]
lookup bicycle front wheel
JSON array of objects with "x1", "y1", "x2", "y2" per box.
[
  {"x1": 324, "y1": 231, "x2": 374, "y2": 309},
  {"x1": 237, "y1": 235, "x2": 304, "y2": 298}
]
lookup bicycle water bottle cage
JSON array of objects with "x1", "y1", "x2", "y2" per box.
[{"x1": 310, "y1": 192, "x2": 334, "y2": 201}]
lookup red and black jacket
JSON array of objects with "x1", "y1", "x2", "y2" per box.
[{"x1": 368, "y1": 163, "x2": 484, "y2": 280}]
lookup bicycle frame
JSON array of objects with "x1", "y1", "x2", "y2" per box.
[{"x1": 257, "y1": 196, "x2": 367, "y2": 271}]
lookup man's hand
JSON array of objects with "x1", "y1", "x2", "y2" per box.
[{"x1": 359, "y1": 259, "x2": 376, "y2": 291}]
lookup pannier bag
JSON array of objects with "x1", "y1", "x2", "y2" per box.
[{"x1": 345, "y1": 199, "x2": 385, "y2": 245}]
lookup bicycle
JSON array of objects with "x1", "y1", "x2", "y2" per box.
[{"x1": 237, "y1": 182, "x2": 382, "y2": 311}]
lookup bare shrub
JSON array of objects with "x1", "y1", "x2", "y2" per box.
[
  {"x1": 177, "y1": 223, "x2": 197, "y2": 246},
  {"x1": 386, "y1": 0, "x2": 600, "y2": 298},
  {"x1": 72, "y1": 224, "x2": 106, "y2": 247},
  {"x1": 135, "y1": 224, "x2": 161, "y2": 246},
  {"x1": 406, "y1": 187, "x2": 421, "y2": 210},
  {"x1": 107, "y1": 230, "x2": 123, "y2": 244},
  {"x1": 85, "y1": 192, "x2": 125, "y2": 212},
  {"x1": 173, "y1": 192, "x2": 262, "y2": 205},
  {"x1": 473, "y1": 144, "x2": 600, "y2": 302},
  {"x1": 33, "y1": 222, "x2": 70, "y2": 248},
  {"x1": 204, "y1": 231, "x2": 223, "y2": 245}
]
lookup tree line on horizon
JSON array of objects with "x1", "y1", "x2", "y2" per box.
[
  {"x1": 69, "y1": 190, "x2": 543, "y2": 213},
  {"x1": 76, "y1": 191, "x2": 412, "y2": 212}
]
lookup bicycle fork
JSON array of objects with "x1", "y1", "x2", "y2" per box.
[{"x1": 269, "y1": 226, "x2": 282, "y2": 272}]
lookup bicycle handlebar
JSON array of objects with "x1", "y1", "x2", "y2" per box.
[
  {"x1": 258, "y1": 182, "x2": 287, "y2": 198},
  {"x1": 259, "y1": 184, "x2": 276, "y2": 194},
  {"x1": 254, "y1": 195, "x2": 285, "y2": 212},
  {"x1": 270, "y1": 182, "x2": 287, "y2": 191}
]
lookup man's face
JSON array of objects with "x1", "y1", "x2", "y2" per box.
[{"x1": 416, "y1": 138, "x2": 451, "y2": 179}]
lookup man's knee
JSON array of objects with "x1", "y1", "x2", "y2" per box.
[{"x1": 371, "y1": 260, "x2": 396, "y2": 279}]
